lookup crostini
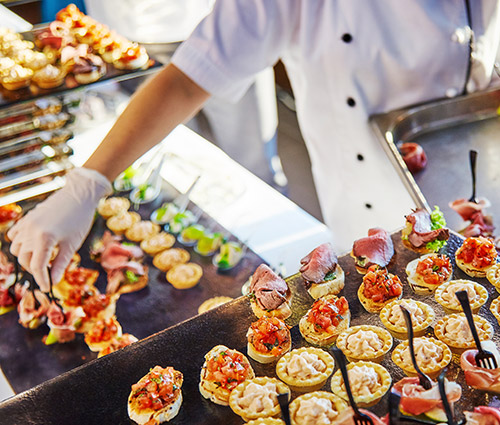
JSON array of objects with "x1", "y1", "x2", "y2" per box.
[
  {"x1": 247, "y1": 316, "x2": 291, "y2": 363},
  {"x1": 401, "y1": 207, "x2": 449, "y2": 254},
  {"x1": 358, "y1": 265, "x2": 403, "y2": 313},
  {"x1": 455, "y1": 236, "x2": 497, "y2": 278}
]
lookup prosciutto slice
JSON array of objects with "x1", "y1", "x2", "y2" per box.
[
  {"x1": 465, "y1": 407, "x2": 500, "y2": 425},
  {"x1": 106, "y1": 262, "x2": 146, "y2": 294},
  {"x1": 249, "y1": 264, "x2": 289, "y2": 310},
  {"x1": 0, "y1": 252, "x2": 14, "y2": 284},
  {"x1": 392, "y1": 377, "x2": 461, "y2": 416},
  {"x1": 18, "y1": 289, "x2": 50, "y2": 328},
  {"x1": 461, "y1": 349, "x2": 500, "y2": 393},
  {"x1": 406, "y1": 209, "x2": 449, "y2": 248},
  {"x1": 333, "y1": 407, "x2": 387, "y2": 425},
  {"x1": 45, "y1": 302, "x2": 85, "y2": 343},
  {"x1": 99, "y1": 231, "x2": 144, "y2": 272},
  {"x1": 400, "y1": 142, "x2": 427, "y2": 174},
  {"x1": 300, "y1": 242, "x2": 337, "y2": 284},
  {"x1": 450, "y1": 198, "x2": 495, "y2": 238},
  {"x1": 450, "y1": 198, "x2": 491, "y2": 221},
  {"x1": 352, "y1": 228, "x2": 394, "y2": 267}
]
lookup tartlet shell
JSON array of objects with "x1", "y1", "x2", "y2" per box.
[
  {"x1": 153, "y1": 248, "x2": 190, "y2": 272},
  {"x1": 289, "y1": 391, "x2": 348, "y2": 424},
  {"x1": 106, "y1": 211, "x2": 141, "y2": 235},
  {"x1": 140, "y1": 232, "x2": 176, "y2": 255},
  {"x1": 336, "y1": 325, "x2": 393, "y2": 363},
  {"x1": 405, "y1": 253, "x2": 452, "y2": 295},
  {"x1": 434, "y1": 279, "x2": 488, "y2": 314},
  {"x1": 306, "y1": 265, "x2": 345, "y2": 299},
  {"x1": 357, "y1": 282, "x2": 402, "y2": 313}
]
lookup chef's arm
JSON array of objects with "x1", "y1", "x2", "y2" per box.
[{"x1": 84, "y1": 63, "x2": 211, "y2": 182}]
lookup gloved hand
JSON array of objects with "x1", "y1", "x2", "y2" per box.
[{"x1": 7, "y1": 167, "x2": 112, "y2": 292}]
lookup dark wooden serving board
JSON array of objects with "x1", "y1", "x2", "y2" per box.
[{"x1": 2, "y1": 229, "x2": 500, "y2": 425}]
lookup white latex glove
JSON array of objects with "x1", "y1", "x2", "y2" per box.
[{"x1": 7, "y1": 167, "x2": 112, "y2": 292}]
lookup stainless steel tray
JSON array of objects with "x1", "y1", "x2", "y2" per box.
[{"x1": 370, "y1": 87, "x2": 500, "y2": 231}]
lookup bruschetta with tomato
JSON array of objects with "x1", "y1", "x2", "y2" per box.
[
  {"x1": 128, "y1": 365, "x2": 183, "y2": 424},
  {"x1": 299, "y1": 294, "x2": 350, "y2": 346},
  {"x1": 247, "y1": 316, "x2": 291, "y2": 363},
  {"x1": 358, "y1": 265, "x2": 403, "y2": 313},
  {"x1": 199, "y1": 345, "x2": 255, "y2": 406},
  {"x1": 84, "y1": 316, "x2": 122, "y2": 352},
  {"x1": 405, "y1": 253, "x2": 453, "y2": 294},
  {"x1": 455, "y1": 236, "x2": 497, "y2": 278}
]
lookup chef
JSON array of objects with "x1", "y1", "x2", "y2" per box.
[{"x1": 8, "y1": 0, "x2": 500, "y2": 291}]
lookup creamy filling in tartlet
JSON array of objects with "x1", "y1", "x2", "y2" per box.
[
  {"x1": 346, "y1": 330, "x2": 383, "y2": 357},
  {"x1": 441, "y1": 282, "x2": 479, "y2": 308},
  {"x1": 295, "y1": 397, "x2": 339, "y2": 425},
  {"x1": 399, "y1": 339, "x2": 443, "y2": 370},
  {"x1": 287, "y1": 351, "x2": 326, "y2": 379},
  {"x1": 342, "y1": 366, "x2": 379, "y2": 397},
  {"x1": 236, "y1": 382, "x2": 277, "y2": 413},
  {"x1": 442, "y1": 316, "x2": 489, "y2": 344},
  {"x1": 387, "y1": 300, "x2": 425, "y2": 327}
]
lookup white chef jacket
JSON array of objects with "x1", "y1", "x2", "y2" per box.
[{"x1": 172, "y1": 0, "x2": 500, "y2": 253}]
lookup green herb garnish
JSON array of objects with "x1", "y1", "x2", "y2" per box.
[
  {"x1": 125, "y1": 270, "x2": 139, "y2": 283},
  {"x1": 324, "y1": 270, "x2": 337, "y2": 281}
]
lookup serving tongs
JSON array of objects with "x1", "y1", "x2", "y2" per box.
[
  {"x1": 332, "y1": 347, "x2": 374, "y2": 425},
  {"x1": 456, "y1": 290, "x2": 498, "y2": 369},
  {"x1": 47, "y1": 266, "x2": 63, "y2": 311},
  {"x1": 400, "y1": 305, "x2": 433, "y2": 390}
]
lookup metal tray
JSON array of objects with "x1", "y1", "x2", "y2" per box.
[
  {"x1": 370, "y1": 87, "x2": 500, "y2": 231},
  {"x1": 0, "y1": 182, "x2": 266, "y2": 396},
  {"x1": 1, "y1": 228, "x2": 499, "y2": 425}
]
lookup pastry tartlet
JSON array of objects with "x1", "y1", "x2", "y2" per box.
[
  {"x1": 166, "y1": 263, "x2": 203, "y2": 289},
  {"x1": 97, "y1": 196, "x2": 130, "y2": 219},
  {"x1": 330, "y1": 361, "x2": 391, "y2": 407},
  {"x1": 276, "y1": 347, "x2": 335, "y2": 392},
  {"x1": 246, "y1": 419, "x2": 285, "y2": 425},
  {"x1": 434, "y1": 313, "x2": 493, "y2": 355},
  {"x1": 84, "y1": 316, "x2": 122, "y2": 352},
  {"x1": 435, "y1": 279, "x2": 488, "y2": 314},
  {"x1": 1, "y1": 64, "x2": 33, "y2": 90},
  {"x1": 106, "y1": 211, "x2": 141, "y2": 235},
  {"x1": 455, "y1": 236, "x2": 497, "y2": 278},
  {"x1": 32, "y1": 64, "x2": 65, "y2": 89},
  {"x1": 140, "y1": 232, "x2": 176, "y2": 255},
  {"x1": 405, "y1": 253, "x2": 453, "y2": 295},
  {"x1": 289, "y1": 391, "x2": 348, "y2": 425},
  {"x1": 299, "y1": 295, "x2": 350, "y2": 346},
  {"x1": 336, "y1": 325, "x2": 393, "y2": 363},
  {"x1": 198, "y1": 296, "x2": 233, "y2": 314},
  {"x1": 199, "y1": 345, "x2": 255, "y2": 406},
  {"x1": 153, "y1": 248, "x2": 190, "y2": 272},
  {"x1": 358, "y1": 265, "x2": 403, "y2": 313},
  {"x1": 392, "y1": 337, "x2": 452, "y2": 379},
  {"x1": 124, "y1": 220, "x2": 161, "y2": 242},
  {"x1": 490, "y1": 297, "x2": 500, "y2": 325},
  {"x1": 247, "y1": 316, "x2": 291, "y2": 363},
  {"x1": 487, "y1": 264, "x2": 500, "y2": 291},
  {"x1": 229, "y1": 376, "x2": 290, "y2": 422},
  {"x1": 379, "y1": 299, "x2": 435, "y2": 340}
]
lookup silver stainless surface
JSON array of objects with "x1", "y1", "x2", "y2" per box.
[{"x1": 370, "y1": 88, "x2": 500, "y2": 231}]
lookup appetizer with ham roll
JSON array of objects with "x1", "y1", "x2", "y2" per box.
[
  {"x1": 402, "y1": 207, "x2": 449, "y2": 254},
  {"x1": 358, "y1": 265, "x2": 403, "y2": 313},
  {"x1": 465, "y1": 406, "x2": 500, "y2": 425},
  {"x1": 300, "y1": 242, "x2": 345, "y2": 299},
  {"x1": 351, "y1": 228, "x2": 394, "y2": 274},
  {"x1": 455, "y1": 236, "x2": 497, "y2": 278},
  {"x1": 0, "y1": 203, "x2": 22, "y2": 233},
  {"x1": 248, "y1": 264, "x2": 292, "y2": 320},
  {"x1": 0, "y1": 252, "x2": 20, "y2": 315},
  {"x1": 299, "y1": 294, "x2": 350, "y2": 346},
  {"x1": 450, "y1": 197, "x2": 495, "y2": 238},
  {"x1": 391, "y1": 376, "x2": 462, "y2": 423},
  {"x1": 246, "y1": 316, "x2": 291, "y2": 363},
  {"x1": 52, "y1": 263, "x2": 99, "y2": 300},
  {"x1": 460, "y1": 340, "x2": 500, "y2": 393},
  {"x1": 17, "y1": 288, "x2": 50, "y2": 329},
  {"x1": 128, "y1": 365, "x2": 183, "y2": 424},
  {"x1": 405, "y1": 253, "x2": 452, "y2": 294},
  {"x1": 106, "y1": 263, "x2": 148, "y2": 295},
  {"x1": 199, "y1": 345, "x2": 255, "y2": 406},
  {"x1": 43, "y1": 301, "x2": 85, "y2": 345}
]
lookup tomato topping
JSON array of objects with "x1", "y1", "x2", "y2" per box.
[
  {"x1": 456, "y1": 237, "x2": 497, "y2": 269},
  {"x1": 247, "y1": 316, "x2": 290, "y2": 356},
  {"x1": 363, "y1": 265, "x2": 402, "y2": 302},
  {"x1": 131, "y1": 366, "x2": 183, "y2": 411},
  {"x1": 205, "y1": 349, "x2": 252, "y2": 391},
  {"x1": 415, "y1": 254, "x2": 452, "y2": 286},
  {"x1": 0, "y1": 204, "x2": 21, "y2": 224},
  {"x1": 306, "y1": 296, "x2": 349, "y2": 333},
  {"x1": 64, "y1": 267, "x2": 96, "y2": 287},
  {"x1": 85, "y1": 318, "x2": 118, "y2": 343}
]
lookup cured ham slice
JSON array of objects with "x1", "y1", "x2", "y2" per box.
[
  {"x1": 44, "y1": 302, "x2": 85, "y2": 344},
  {"x1": 450, "y1": 198, "x2": 491, "y2": 221},
  {"x1": 351, "y1": 228, "x2": 394, "y2": 271},
  {"x1": 400, "y1": 142, "x2": 427, "y2": 174},
  {"x1": 465, "y1": 407, "x2": 500, "y2": 425},
  {"x1": 249, "y1": 264, "x2": 288, "y2": 310},
  {"x1": 300, "y1": 243, "x2": 337, "y2": 284},
  {"x1": 106, "y1": 262, "x2": 147, "y2": 295},
  {"x1": 405, "y1": 209, "x2": 449, "y2": 249},
  {"x1": 461, "y1": 348, "x2": 500, "y2": 393},
  {"x1": 450, "y1": 198, "x2": 495, "y2": 238},
  {"x1": 18, "y1": 288, "x2": 50, "y2": 329},
  {"x1": 96, "y1": 231, "x2": 144, "y2": 272},
  {"x1": 0, "y1": 252, "x2": 14, "y2": 283},
  {"x1": 332, "y1": 406, "x2": 387, "y2": 425},
  {"x1": 391, "y1": 377, "x2": 461, "y2": 416}
]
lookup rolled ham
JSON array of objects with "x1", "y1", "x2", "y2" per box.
[
  {"x1": 405, "y1": 209, "x2": 449, "y2": 248},
  {"x1": 18, "y1": 289, "x2": 50, "y2": 329},
  {"x1": 45, "y1": 302, "x2": 85, "y2": 343},
  {"x1": 352, "y1": 228, "x2": 394, "y2": 268},
  {"x1": 400, "y1": 142, "x2": 427, "y2": 174},
  {"x1": 0, "y1": 252, "x2": 14, "y2": 284},
  {"x1": 465, "y1": 407, "x2": 500, "y2": 425},
  {"x1": 461, "y1": 349, "x2": 500, "y2": 393},
  {"x1": 300, "y1": 242, "x2": 337, "y2": 284},
  {"x1": 450, "y1": 198, "x2": 495, "y2": 238},
  {"x1": 391, "y1": 377, "x2": 461, "y2": 416},
  {"x1": 106, "y1": 261, "x2": 146, "y2": 294},
  {"x1": 249, "y1": 264, "x2": 289, "y2": 311}
]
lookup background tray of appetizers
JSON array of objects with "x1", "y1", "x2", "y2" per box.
[
  {"x1": 0, "y1": 180, "x2": 266, "y2": 395},
  {"x1": 1, "y1": 229, "x2": 499, "y2": 424}
]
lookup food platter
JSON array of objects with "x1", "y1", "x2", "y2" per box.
[
  {"x1": 1, "y1": 227, "x2": 499, "y2": 424},
  {"x1": 0, "y1": 182, "x2": 265, "y2": 395}
]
